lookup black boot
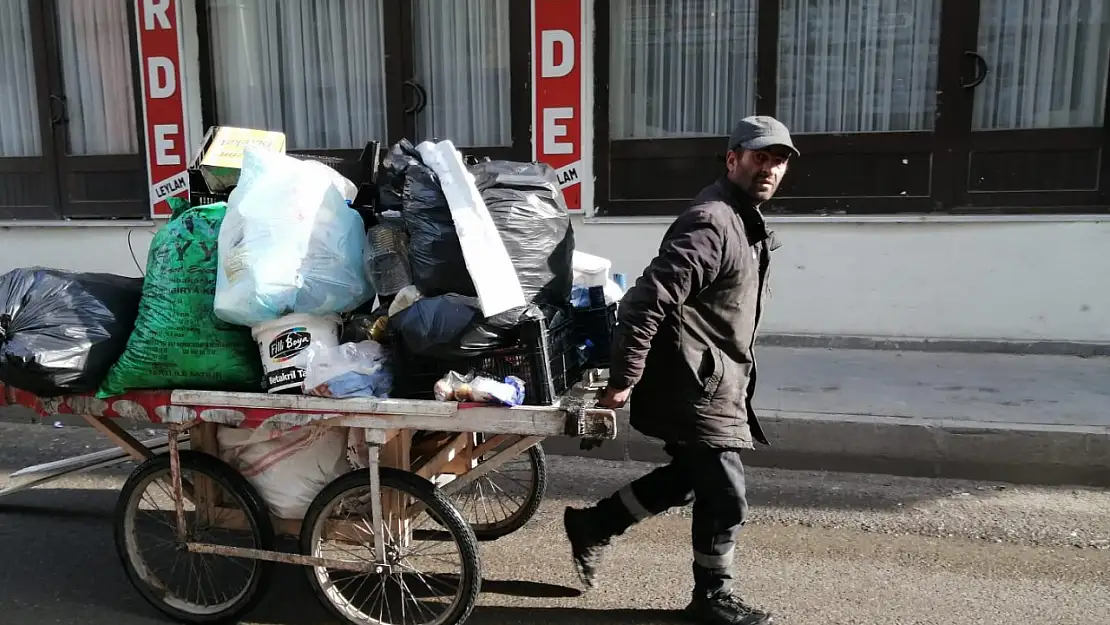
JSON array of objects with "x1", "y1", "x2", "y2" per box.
[
  {"x1": 684, "y1": 588, "x2": 773, "y2": 625},
  {"x1": 562, "y1": 506, "x2": 614, "y2": 589}
]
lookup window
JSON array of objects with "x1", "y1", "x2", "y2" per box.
[
  {"x1": 202, "y1": 0, "x2": 530, "y2": 160},
  {"x1": 594, "y1": 0, "x2": 1110, "y2": 216},
  {"x1": 609, "y1": 0, "x2": 758, "y2": 139},
  {"x1": 412, "y1": 0, "x2": 512, "y2": 147},
  {"x1": 599, "y1": 0, "x2": 759, "y2": 214},
  {"x1": 973, "y1": 0, "x2": 1110, "y2": 131},
  {"x1": 777, "y1": 0, "x2": 941, "y2": 134},
  {"x1": 0, "y1": 0, "x2": 146, "y2": 220},
  {"x1": 206, "y1": 0, "x2": 391, "y2": 151}
]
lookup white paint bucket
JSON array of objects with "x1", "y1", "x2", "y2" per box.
[{"x1": 251, "y1": 313, "x2": 340, "y2": 394}]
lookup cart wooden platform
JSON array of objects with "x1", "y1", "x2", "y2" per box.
[{"x1": 1, "y1": 375, "x2": 617, "y2": 625}]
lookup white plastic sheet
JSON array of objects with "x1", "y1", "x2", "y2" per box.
[{"x1": 415, "y1": 139, "x2": 525, "y2": 318}]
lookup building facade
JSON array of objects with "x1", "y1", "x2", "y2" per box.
[{"x1": 1, "y1": 0, "x2": 1108, "y2": 343}]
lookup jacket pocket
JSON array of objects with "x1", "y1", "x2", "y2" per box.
[{"x1": 699, "y1": 347, "x2": 725, "y2": 402}]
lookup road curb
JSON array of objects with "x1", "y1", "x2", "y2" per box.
[
  {"x1": 540, "y1": 409, "x2": 1110, "y2": 487},
  {"x1": 757, "y1": 333, "x2": 1110, "y2": 357}
]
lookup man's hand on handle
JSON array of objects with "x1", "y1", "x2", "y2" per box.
[
  {"x1": 596, "y1": 385, "x2": 632, "y2": 409},
  {"x1": 580, "y1": 384, "x2": 631, "y2": 451}
]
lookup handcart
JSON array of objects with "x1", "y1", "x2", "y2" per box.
[{"x1": 1, "y1": 372, "x2": 617, "y2": 625}]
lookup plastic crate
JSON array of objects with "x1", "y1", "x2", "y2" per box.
[
  {"x1": 287, "y1": 152, "x2": 366, "y2": 185},
  {"x1": 572, "y1": 302, "x2": 618, "y2": 368},
  {"x1": 390, "y1": 313, "x2": 581, "y2": 406},
  {"x1": 189, "y1": 191, "x2": 229, "y2": 207},
  {"x1": 184, "y1": 138, "x2": 382, "y2": 208}
]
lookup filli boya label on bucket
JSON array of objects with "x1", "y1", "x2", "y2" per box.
[{"x1": 264, "y1": 326, "x2": 313, "y2": 392}]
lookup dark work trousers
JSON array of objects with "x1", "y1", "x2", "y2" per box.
[{"x1": 589, "y1": 442, "x2": 748, "y2": 593}]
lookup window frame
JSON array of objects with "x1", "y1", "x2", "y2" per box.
[
  {"x1": 196, "y1": 0, "x2": 534, "y2": 168},
  {"x1": 593, "y1": 0, "x2": 1110, "y2": 217}
]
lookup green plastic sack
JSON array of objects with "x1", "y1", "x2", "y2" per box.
[{"x1": 97, "y1": 198, "x2": 263, "y2": 397}]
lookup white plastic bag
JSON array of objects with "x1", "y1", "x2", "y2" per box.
[
  {"x1": 214, "y1": 148, "x2": 374, "y2": 327},
  {"x1": 302, "y1": 340, "x2": 393, "y2": 398},
  {"x1": 217, "y1": 425, "x2": 351, "y2": 520}
]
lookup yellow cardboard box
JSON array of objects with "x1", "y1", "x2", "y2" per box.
[{"x1": 191, "y1": 126, "x2": 287, "y2": 192}]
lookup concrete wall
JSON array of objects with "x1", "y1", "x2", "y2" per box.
[
  {"x1": 2, "y1": 214, "x2": 1108, "y2": 342},
  {"x1": 576, "y1": 216, "x2": 1110, "y2": 342}
]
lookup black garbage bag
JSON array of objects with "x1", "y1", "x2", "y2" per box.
[
  {"x1": 0, "y1": 268, "x2": 143, "y2": 396},
  {"x1": 472, "y1": 160, "x2": 575, "y2": 307},
  {"x1": 401, "y1": 158, "x2": 474, "y2": 298},
  {"x1": 377, "y1": 139, "x2": 423, "y2": 213},
  {"x1": 388, "y1": 295, "x2": 549, "y2": 360},
  {"x1": 386, "y1": 141, "x2": 574, "y2": 309}
]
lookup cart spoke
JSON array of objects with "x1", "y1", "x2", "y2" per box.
[
  {"x1": 304, "y1": 472, "x2": 479, "y2": 625},
  {"x1": 119, "y1": 455, "x2": 268, "y2": 621}
]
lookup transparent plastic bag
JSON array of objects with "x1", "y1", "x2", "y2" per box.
[
  {"x1": 302, "y1": 340, "x2": 393, "y2": 399},
  {"x1": 214, "y1": 148, "x2": 374, "y2": 327},
  {"x1": 432, "y1": 370, "x2": 526, "y2": 406}
]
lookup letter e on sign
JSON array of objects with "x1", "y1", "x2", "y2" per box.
[
  {"x1": 533, "y1": 0, "x2": 584, "y2": 211},
  {"x1": 135, "y1": 0, "x2": 189, "y2": 219}
]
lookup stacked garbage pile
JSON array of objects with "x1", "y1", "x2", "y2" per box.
[
  {"x1": 0, "y1": 130, "x2": 624, "y2": 406},
  {"x1": 0, "y1": 127, "x2": 627, "y2": 520},
  {"x1": 370, "y1": 139, "x2": 583, "y2": 404}
]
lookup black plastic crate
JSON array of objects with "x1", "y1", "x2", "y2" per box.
[
  {"x1": 189, "y1": 191, "x2": 229, "y2": 207},
  {"x1": 288, "y1": 151, "x2": 365, "y2": 185},
  {"x1": 184, "y1": 138, "x2": 382, "y2": 208},
  {"x1": 390, "y1": 313, "x2": 581, "y2": 406},
  {"x1": 572, "y1": 302, "x2": 617, "y2": 368}
]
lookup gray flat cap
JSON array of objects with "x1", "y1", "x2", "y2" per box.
[{"x1": 728, "y1": 116, "x2": 800, "y2": 157}]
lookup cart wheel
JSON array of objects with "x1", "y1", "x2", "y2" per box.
[
  {"x1": 114, "y1": 450, "x2": 275, "y2": 625},
  {"x1": 301, "y1": 468, "x2": 481, "y2": 625},
  {"x1": 441, "y1": 440, "x2": 548, "y2": 541}
]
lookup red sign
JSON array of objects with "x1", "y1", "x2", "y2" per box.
[
  {"x1": 135, "y1": 0, "x2": 189, "y2": 219},
  {"x1": 533, "y1": 0, "x2": 585, "y2": 211}
]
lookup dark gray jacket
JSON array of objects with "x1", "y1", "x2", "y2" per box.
[{"x1": 608, "y1": 177, "x2": 778, "y2": 449}]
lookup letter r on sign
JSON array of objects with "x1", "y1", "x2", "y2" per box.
[{"x1": 143, "y1": 0, "x2": 171, "y2": 30}]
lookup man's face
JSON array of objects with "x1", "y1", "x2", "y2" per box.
[{"x1": 726, "y1": 147, "x2": 791, "y2": 202}]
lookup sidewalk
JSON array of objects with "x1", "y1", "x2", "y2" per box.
[
  {"x1": 2, "y1": 346, "x2": 1107, "y2": 486},
  {"x1": 546, "y1": 347, "x2": 1110, "y2": 487}
]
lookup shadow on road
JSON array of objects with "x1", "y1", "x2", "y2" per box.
[
  {"x1": 246, "y1": 571, "x2": 587, "y2": 624},
  {"x1": 472, "y1": 606, "x2": 685, "y2": 624},
  {"x1": 0, "y1": 488, "x2": 117, "y2": 521},
  {"x1": 537, "y1": 454, "x2": 1027, "y2": 514},
  {"x1": 481, "y1": 578, "x2": 582, "y2": 598}
]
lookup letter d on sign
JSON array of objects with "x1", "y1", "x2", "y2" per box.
[
  {"x1": 148, "y1": 57, "x2": 176, "y2": 99},
  {"x1": 541, "y1": 29, "x2": 574, "y2": 78}
]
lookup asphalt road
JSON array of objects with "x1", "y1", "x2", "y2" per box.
[{"x1": 0, "y1": 422, "x2": 1107, "y2": 625}]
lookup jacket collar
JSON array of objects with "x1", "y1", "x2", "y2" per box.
[{"x1": 715, "y1": 177, "x2": 772, "y2": 247}]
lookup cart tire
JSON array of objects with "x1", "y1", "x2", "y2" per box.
[
  {"x1": 457, "y1": 442, "x2": 548, "y2": 541},
  {"x1": 301, "y1": 468, "x2": 482, "y2": 625},
  {"x1": 114, "y1": 450, "x2": 275, "y2": 625}
]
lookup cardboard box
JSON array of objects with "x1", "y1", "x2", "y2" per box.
[{"x1": 189, "y1": 126, "x2": 287, "y2": 193}]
